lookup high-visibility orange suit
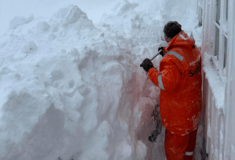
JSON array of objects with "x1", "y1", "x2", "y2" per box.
[{"x1": 148, "y1": 30, "x2": 202, "y2": 160}]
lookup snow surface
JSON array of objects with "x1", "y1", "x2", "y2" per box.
[
  {"x1": 203, "y1": 53, "x2": 225, "y2": 111},
  {"x1": 0, "y1": 0, "x2": 203, "y2": 160}
]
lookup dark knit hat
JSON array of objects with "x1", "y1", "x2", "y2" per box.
[{"x1": 163, "y1": 21, "x2": 182, "y2": 39}]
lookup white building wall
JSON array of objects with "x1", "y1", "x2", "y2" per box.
[
  {"x1": 200, "y1": 0, "x2": 235, "y2": 159},
  {"x1": 224, "y1": 0, "x2": 235, "y2": 159}
]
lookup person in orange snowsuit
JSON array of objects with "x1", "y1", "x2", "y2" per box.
[{"x1": 140, "y1": 21, "x2": 202, "y2": 160}]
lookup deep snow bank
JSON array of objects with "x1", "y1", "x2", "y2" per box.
[{"x1": 0, "y1": 0, "x2": 202, "y2": 160}]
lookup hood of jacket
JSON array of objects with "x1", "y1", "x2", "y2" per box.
[{"x1": 165, "y1": 31, "x2": 195, "y2": 51}]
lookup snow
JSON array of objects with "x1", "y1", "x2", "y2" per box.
[
  {"x1": 9, "y1": 16, "x2": 34, "y2": 29},
  {"x1": 203, "y1": 53, "x2": 225, "y2": 111},
  {"x1": 0, "y1": 0, "x2": 203, "y2": 160}
]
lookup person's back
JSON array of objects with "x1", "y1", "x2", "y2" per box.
[
  {"x1": 149, "y1": 30, "x2": 202, "y2": 135},
  {"x1": 140, "y1": 21, "x2": 202, "y2": 160}
]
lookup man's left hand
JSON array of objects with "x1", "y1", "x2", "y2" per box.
[
  {"x1": 158, "y1": 47, "x2": 165, "y2": 56},
  {"x1": 140, "y1": 58, "x2": 153, "y2": 72}
]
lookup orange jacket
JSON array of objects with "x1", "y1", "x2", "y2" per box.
[{"x1": 148, "y1": 31, "x2": 202, "y2": 135}]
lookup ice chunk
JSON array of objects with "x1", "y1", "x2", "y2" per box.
[
  {"x1": 37, "y1": 21, "x2": 50, "y2": 31},
  {"x1": 65, "y1": 5, "x2": 84, "y2": 24},
  {"x1": 114, "y1": 141, "x2": 132, "y2": 160},
  {"x1": 9, "y1": 15, "x2": 34, "y2": 29},
  {"x1": 21, "y1": 41, "x2": 37, "y2": 53},
  {"x1": 135, "y1": 140, "x2": 147, "y2": 160}
]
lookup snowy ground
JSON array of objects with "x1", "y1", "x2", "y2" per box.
[{"x1": 0, "y1": 0, "x2": 203, "y2": 160}]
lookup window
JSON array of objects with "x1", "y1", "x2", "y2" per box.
[
  {"x1": 226, "y1": 0, "x2": 228, "y2": 20},
  {"x1": 212, "y1": 0, "x2": 228, "y2": 78},
  {"x1": 216, "y1": 0, "x2": 221, "y2": 24},
  {"x1": 223, "y1": 37, "x2": 227, "y2": 69},
  {"x1": 197, "y1": 0, "x2": 203, "y2": 27},
  {"x1": 214, "y1": 26, "x2": 219, "y2": 60}
]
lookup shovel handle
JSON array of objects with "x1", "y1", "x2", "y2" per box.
[{"x1": 150, "y1": 50, "x2": 162, "y2": 61}]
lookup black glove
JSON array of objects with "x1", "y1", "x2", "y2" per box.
[
  {"x1": 158, "y1": 47, "x2": 165, "y2": 56},
  {"x1": 140, "y1": 58, "x2": 153, "y2": 72}
]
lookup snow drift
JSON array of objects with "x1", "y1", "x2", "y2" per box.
[{"x1": 0, "y1": 0, "x2": 202, "y2": 160}]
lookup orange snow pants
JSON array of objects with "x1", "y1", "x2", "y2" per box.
[{"x1": 165, "y1": 128, "x2": 198, "y2": 160}]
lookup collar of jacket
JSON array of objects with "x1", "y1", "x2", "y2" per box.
[{"x1": 165, "y1": 30, "x2": 195, "y2": 52}]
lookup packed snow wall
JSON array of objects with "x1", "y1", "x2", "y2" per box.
[{"x1": 0, "y1": 0, "x2": 202, "y2": 160}]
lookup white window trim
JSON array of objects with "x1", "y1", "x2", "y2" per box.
[{"x1": 209, "y1": 0, "x2": 228, "y2": 83}]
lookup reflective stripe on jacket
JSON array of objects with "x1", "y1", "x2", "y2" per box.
[{"x1": 148, "y1": 31, "x2": 202, "y2": 135}]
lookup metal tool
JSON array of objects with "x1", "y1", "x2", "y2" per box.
[{"x1": 150, "y1": 49, "x2": 162, "y2": 61}]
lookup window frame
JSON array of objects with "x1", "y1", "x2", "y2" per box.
[{"x1": 211, "y1": 0, "x2": 228, "y2": 81}]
